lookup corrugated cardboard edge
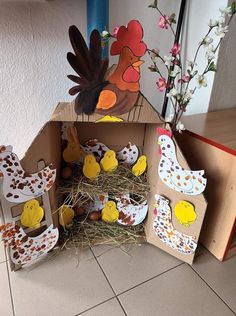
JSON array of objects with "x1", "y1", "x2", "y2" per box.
[
  {"x1": 144, "y1": 125, "x2": 207, "y2": 265},
  {"x1": 50, "y1": 92, "x2": 163, "y2": 124},
  {"x1": 176, "y1": 131, "x2": 236, "y2": 261}
]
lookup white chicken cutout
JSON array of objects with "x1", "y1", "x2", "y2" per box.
[
  {"x1": 153, "y1": 195, "x2": 197, "y2": 255},
  {"x1": 117, "y1": 142, "x2": 139, "y2": 165},
  {"x1": 157, "y1": 128, "x2": 207, "y2": 195},
  {"x1": 0, "y1": 145, "x2": 56, "y2": 203},
  {"x1": 81, "y1": 139, "x2": 110, "y2": 161},
  {"x1": 0, "y1": 223, "x2": 59, "y2": 265},
  {"x1": 116, "y1": 194, "x2": 148, "y2": 226}
]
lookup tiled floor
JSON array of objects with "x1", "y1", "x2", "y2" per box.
[{"x1": 0, "y1": 244, "x2": 236, "y2": 316}]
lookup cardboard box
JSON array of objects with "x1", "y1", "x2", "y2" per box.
[
  {"x1": 0, "y1": 94, "x2": 207, "y2": 267},
  {"x1": 176, "y1": 129, "x2": 236, "y2": 261}
]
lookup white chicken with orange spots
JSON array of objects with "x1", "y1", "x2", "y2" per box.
[{"x1": 157, "y1": 128, "x2": 207, "y2": 195}]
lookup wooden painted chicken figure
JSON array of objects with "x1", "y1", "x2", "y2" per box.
[
  {"x1": 0, "y1": 145, "x2": 56, "y2": 203},
  {"x1": 157, "y1": 128, "x2": 207, "y2": 195},
  {"x1": 0, "y1": 223, "x2": 58, "y2": 265},
  {"x1": 153, "y1": 195, "x2": 197, "y2": 255},
  {"x1": 67, "y1": 20, "x2": 147, "y2": 116}
]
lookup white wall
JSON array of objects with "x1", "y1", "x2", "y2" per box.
[
  {"x1": 0, "y1": 0, "x2": 86, "y2": 158},
  {"x1": 0, "y1": 0, "x2": 228, "y2": 158},
  {"x1": 182, "y1": 0, "x2": 227, "y2": 115}
]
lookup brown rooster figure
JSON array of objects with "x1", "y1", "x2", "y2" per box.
[{"x1": 67, "y1": 20, "x2": 147, "y2": 116}]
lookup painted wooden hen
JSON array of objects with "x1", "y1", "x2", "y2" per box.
[
  {"x1": 0, "y1": 145, "x2": 56, "y2": 203},
  {"x1": 67, "y1": 20, "x2": 147, "y2": 116},
  {"x1": 157, "y1": 128, "x2": 207, "y2": 195},
  {"x1": 0, "y1": 222, "x2": 58, "y2": 265}
]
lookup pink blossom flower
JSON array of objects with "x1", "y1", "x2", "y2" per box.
[
  {"x1": 158, "y1": 15, "x2": 169, "y2": 29},
  {"x1": 170, "y1": 43, "x2": 181, "y2": 56},
  {"x1": 178, "y1": 74, "x2": 190, "y2": 83},
  {"x1": 156, "y1": 77, "x2": 167, "y2": 92},
  {"x1": 113, "y1": 26, "x2": 120, "y2": 37}
]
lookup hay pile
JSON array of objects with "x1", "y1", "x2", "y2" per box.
[{"x1": 59, "y1": 165, "x2": 150, "y2": 208}]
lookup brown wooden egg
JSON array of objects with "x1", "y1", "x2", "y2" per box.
[
  {"x1": 74, "y1": 206, "x2": 86, "y2": 216},
  {"x1": 61, "y1": 166, "x2": 72, "y2": 179},
  {"x1": 89, "y1": 211, "x2": 101, "y2": 221}
]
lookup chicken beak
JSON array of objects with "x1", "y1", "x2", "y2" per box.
[
  {"x1": 132, "y1": 60, "x2": 144, "y2": 67},
  {"x1": 157, "y1": 140, "x2": 161, "y2": 145},
  {"x1": 132, "y1": 60, "x2": 144, "y2": 72}
]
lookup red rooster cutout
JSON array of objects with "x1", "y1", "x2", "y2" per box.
[{"x1": 67, "y1": 20, "x2": 147, "y2": 116}]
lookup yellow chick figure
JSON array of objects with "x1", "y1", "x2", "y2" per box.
[
  {"x1": 59, "y1": 205, "x2": 75, "y2": 227},
  {"x1": 83, "y1": 154, "x2": 101, "y2": 180},
  {"x1": 20, "y1": 199, "x2": 44, "y2": 229},
  {"x1": 101, "y1": 201, "x2": 119, "y2": 223},
  {"x1": 63, "y1": 126, "x2": 84, "y2": 163},
  {"x1": 174, "y1": 200, "x2": 197, "y2": 227},
  {"x1": 100, "y1": 150, "x2": 118, "y2": 172},
  {"x1": 132, "y1": 155, "x2": 147, "y2": 177}
]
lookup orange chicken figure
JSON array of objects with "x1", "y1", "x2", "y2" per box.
[{"x1": 67, "y1": 20, "x2": 147, "y2": 116}]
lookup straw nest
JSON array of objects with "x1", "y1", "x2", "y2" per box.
[
  {"x1": 59, "y1": 216, "x2": 146, "y2": 251},
  {"x1": 59, "y1": 164, "x2": 150, "y2": 208},
  {"x1": 57, "y1": 165, "x2": 149, "y2": 252}
]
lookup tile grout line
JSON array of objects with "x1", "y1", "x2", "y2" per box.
[
  {"x1": 4, "y1": 250, "x2": 16, "y2": 316},
  {"x1": 190, "y1": 266, "x2": 236, "y2": 316},
  {"x1": 75, "y1": 297, "x2": 116, "y2": 316},
  {"x1": 117, "y1": 262, "x2": 185, "y2": 297},
  {"x1": 89, "y1": 247, "x2": 128, "y2": 316}
]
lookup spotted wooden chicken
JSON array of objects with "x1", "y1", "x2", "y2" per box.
[
  {"x1": 157, "y1": 128, "x2": 207, "y2": 195},
  {"x1": 0, "y1": 145, "x2": 56, "y2": 203},
  {"x1": 0, "y1": 222, "x2": 58, "y2": 265}
]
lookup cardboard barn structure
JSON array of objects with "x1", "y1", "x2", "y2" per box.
[{"x1": 0, "y1": 93, "x2": 207, "y2": 268}]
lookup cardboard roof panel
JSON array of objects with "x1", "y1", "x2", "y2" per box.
[{"x1": 51, "y1": 93, "x2": 163, "y2": 124}]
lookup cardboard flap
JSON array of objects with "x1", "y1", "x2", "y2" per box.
[
  {"x1": 50, "y1": 92, "x2": 162, "y2": 124},
  {"x1": 144, "y1": 124, "x2": 207, "y2": 264}
]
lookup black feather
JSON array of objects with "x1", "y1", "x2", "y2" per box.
[
  {"x1": 69, "y1": 25, "x2": 91, "y2": 72},
  {"x1": 67, "y1": 25, "x2": 110, "y2": 115},
  {"x1": 67, "y1": 75, "x2": 89, "y2": 86},
  {"x1": 69, "y1": 85, "x2": 83, "y2": 96},
  {"x1": 98, "y1": 58, "x2": 109, "y2": 81},
  {"x1": 89, "y1": 30, "x2": 102, "y2": 80}
]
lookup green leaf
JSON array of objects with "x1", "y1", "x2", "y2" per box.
[
  {"x1": 207, "y1": 61, "x2": 217, "y2": 72},
  {"x1": 231, "y1": 2, "x2": 236, "y2": 14},
  {"x1": 169, "y1": 13, "x2": 176, "y2": 24},
  {"x1": 148, "y1": 0, "x2": 158, "y2": 8}
]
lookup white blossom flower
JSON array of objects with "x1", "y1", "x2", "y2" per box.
[
  {"x1": 205, "y1": 44, "x2": 216, "y2": 60},
  {"x1": 215, "y1": 25, "x2": 229, "y2": 38},
  {"x1": 196, "y1": 75, "x2": 207, "y2": 88},
  {"x1": 170, "y1": 65, "x2": 181, "y2": 77},
  {"x1": 163, "y1": 55, "x2": 174, "y2": 67},
  {"x1": 176, "y1": 121, "x2": 185, "y2": 132},
  {"x1": 167, "y1": 88, "x2": 178, "y2": 98},
  {"x1": 219, "y1": 6, "x2": 232, "y2": 18},
  {"x1": 101, "y1": 30, "x2": 109, "y2": 37},
  {"x1": 165, "y1": 114, "x2": 174, "y2": 123},
  {"x1": 208, "y1": 19, "x2": 219, "y2": 27},
  {"x1": 187, "y1": 60, "x2": 197, "y2": 68},
  {"x1": 183, "y1": 90, "x2": 193, "y2": 102},
  {"x1": 201, "y1": 36, "x2": 213, "y2": 47}
]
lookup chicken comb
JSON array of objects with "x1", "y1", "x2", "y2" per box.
[
  {"x1": 157, "y1": 127, "x2": 172, "y2": 138},
  {"x1": 110, "y1": 20, "x2": 147, "y2": 57}
]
